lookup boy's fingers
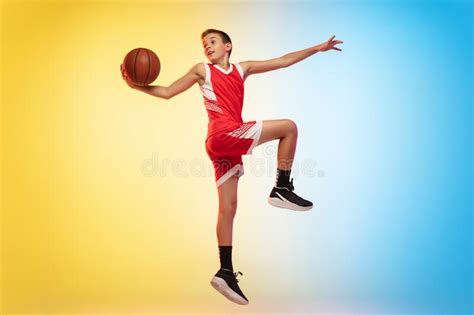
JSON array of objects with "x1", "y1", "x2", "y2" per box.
[
  {"x1": 333, "y1": 47, "x2": 342, "y2": 51},
  {"x1": 120, "y1": 64, "x2": 131, "y2": 81},
  {"x1": 329, "y1": 35, "x2": 335, "y2": 42}
]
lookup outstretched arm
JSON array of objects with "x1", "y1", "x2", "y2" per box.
[
  {"x1": 121, "y1": 63, "x2": 204, "y2": 100},
  {"x1": 240, "y1": 35, "x2": 343, "y2": 79}
]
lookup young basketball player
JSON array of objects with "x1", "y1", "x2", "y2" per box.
[{"x1": 121, "y1": 29, "x2": 342, "y2": 305}]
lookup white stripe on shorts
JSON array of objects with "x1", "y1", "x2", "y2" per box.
[
  {"x1": 216, "y1": 163, "x2": 244, "y2": 187},
  {"x1": 244, "y1": 120, "x2": 263, "y2": 155}
]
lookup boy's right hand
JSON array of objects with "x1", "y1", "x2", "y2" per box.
[{"x1": 120, "y1": 64, "x2": 138, "y2": 89}]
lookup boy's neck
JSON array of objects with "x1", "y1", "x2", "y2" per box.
[{"x1": 214, "y1": 59, "x2": 231, "y2": 70}]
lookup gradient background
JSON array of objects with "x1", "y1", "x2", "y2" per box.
[{"x1": 1, "y1": 0, "x2": 472, "y2": 314}]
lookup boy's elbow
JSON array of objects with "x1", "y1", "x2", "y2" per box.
[
  {"x1": 160, "y1": 88, "x2": 172, "y2": 100},
  {"x1": 164, "y1": 91, "x2": 176, "y2": 100},
  {"x1": 280, "y1": 56, "x2": 291, "y2": 68}
]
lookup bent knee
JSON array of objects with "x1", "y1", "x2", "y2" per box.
[{"x1": 284, "y1": 119, "x2": 298, "y2": 136}]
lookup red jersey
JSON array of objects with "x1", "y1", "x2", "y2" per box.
[
  {"x1": 199, "y1": 63, "x2": 245, "y2": 138},
  {"x1": 198, "y1": 62, "x2": 263, "y2": 187}
]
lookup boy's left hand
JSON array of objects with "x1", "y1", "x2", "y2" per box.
[{"x1": 317, "y1": 35, "x2": 343, "y2": 52}]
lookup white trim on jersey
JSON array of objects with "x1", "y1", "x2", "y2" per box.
[
  {"x1": 200, "y1": 63, "x2": 217, "y2": 101},
  {"x1": 216, "y1": 163, "x2": 244, "y2": 187},
  {"x1": 235, "y1": 63, "x2": 244, "y2": 80},
  {"x1": 213, "y1": 63, "x2": 234, "y2": 75}
]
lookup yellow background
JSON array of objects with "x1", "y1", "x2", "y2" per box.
[{"x1": 1, "y1": 1, "x2": 303, "y2": 314}]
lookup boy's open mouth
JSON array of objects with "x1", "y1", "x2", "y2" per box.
[{"x1": 207, "y1": 51, "x2": 215, "y2": 56}]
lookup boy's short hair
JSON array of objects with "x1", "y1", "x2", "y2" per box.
[{"x1": 201, "y1": 29, "x2": 232, "y2": 57}]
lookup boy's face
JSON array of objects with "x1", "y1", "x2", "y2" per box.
[{"x1": 202, "y1": 33, "x2": 231, "y2": 62}]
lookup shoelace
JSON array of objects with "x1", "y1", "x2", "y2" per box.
[
  {"x1": 287, "y1": 178, "x2": 295, "y2": 192},
  {"x1": 234, "y1": 271, "x2": 243, "y2": 283},
  {"x1": 221, "y1": 268, "x2": 243, "y2": 283}
]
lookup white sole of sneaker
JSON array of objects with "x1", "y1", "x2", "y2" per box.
[
  {"x1": 268, "y1": 197, "x2": 313, "y2": 211},
  {"x1": 210, "y1": 276, "x2": 249, "y2": 305}
]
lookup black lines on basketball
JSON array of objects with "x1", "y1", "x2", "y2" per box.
[
  {"x1": 145, "y1": 49, "x2": 151, "y2": 86},
  {"x1": 133, "y1": 48, "x2": 139, "y2": 85}
]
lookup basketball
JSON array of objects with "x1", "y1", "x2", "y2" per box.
[{"x1": 122, "y1": 48, "x2": 160, "y2": 86}]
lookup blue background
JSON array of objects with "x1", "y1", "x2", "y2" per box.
[{"x1": 240, "y1": 0, "x2": 472, "y2": 313}]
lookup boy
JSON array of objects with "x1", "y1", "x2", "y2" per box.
[{"x1": 121, "y1": 29, "x2": 342, "y2": 305}]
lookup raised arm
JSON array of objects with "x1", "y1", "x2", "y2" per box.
[
  {"x1": 121, "y1": 63, "x2": 204, "y2": 100},
  {"x1": 240, "y1": 35, "x2": 343, "y2": 79}
]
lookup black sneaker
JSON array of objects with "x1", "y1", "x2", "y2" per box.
[
  {"x1": 210, "y1": 268, "x2": 249, "y2": 305},
  {"x1": 268, "y1": 178, "x2": 313, "y2": 211}
]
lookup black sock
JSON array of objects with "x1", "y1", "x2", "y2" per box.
[
  {"x1": 276, "y1": 168, "x2": 291, "y2": 187},
  {"x1": 218, "y1": 245, "x2": 233, "y2": 271}
]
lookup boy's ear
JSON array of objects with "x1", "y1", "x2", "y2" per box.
[{"x1": 225, "y1": 42, "x2": 232, "y2": 52}]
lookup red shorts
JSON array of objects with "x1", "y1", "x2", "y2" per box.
[{"x1": 205, "y1": 120, "x2": 263, "y2": 187}]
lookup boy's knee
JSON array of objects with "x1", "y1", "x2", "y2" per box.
[
  {"x1": 219, "y1": 200, "x2": 237, "y2": 215},
  {"x1": 285, "y1": 119, "x2": 298, "y2": 135}
]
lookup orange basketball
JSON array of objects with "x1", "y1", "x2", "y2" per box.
[{"x1": 122, "y1": 48, "x2": 160, "y2": 86}]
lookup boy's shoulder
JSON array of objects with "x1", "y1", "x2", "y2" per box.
[
  {"x1": 192, "y1": 62, "x2": 206, "y2": 71},
  {"x1": 190, "y1": 62, "x2": 206, "y2": 79}
]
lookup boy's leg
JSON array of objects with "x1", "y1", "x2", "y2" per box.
[
  {"x1": 256, "y1": 119, "x2": 298, "y2": 170},
  {"x1": 211, "y1": 174, "x2": 249, "y2": 305},
  {"x1": 256, "y1": 119, "x2": 313, "y2": 211},
  {"x1": 216, "y1": 174, "x2": 239, "y2": 246}
]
